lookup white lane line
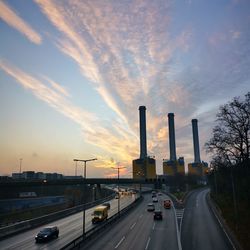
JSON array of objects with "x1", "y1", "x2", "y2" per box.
[
  {"x1": 152, "y1": 222, "x2": 155, "y2": 230},
  {"x1": 115, "y1": 236, "x2": 125, "y2": 249},
  {"x1": 130, "y1": 222, "x2": 136, "y2": 230},
  {"x1": 145, "y1": 237, "x2": 151, "y2": 250},
  {"x1": 139, "y1": 214, "x2": 143, "y2": 219},
  {"x1": 173, "y1": 204, "x2": 182, "y2": 250}
]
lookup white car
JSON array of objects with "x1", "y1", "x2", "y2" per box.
[{"x1": 152, "y1": 197, "x2": 158, "y2": 203}]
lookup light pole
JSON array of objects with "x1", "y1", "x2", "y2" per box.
[
  {"x1": 112, "y1": 165, "x2": 126, "y2": 216},
  {"x1": 73, "y1": 158, "x2": 97, "y2": 237},
  {"x1": 19, "y1": 158, "x2": 22, "y2": 175}
]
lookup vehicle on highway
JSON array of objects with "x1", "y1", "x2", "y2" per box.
[
  {"x1": 102, "y1": 202, "x2": 111, "y2": 209},
  {"x1": 154, "y1": 210, "x2": 163, "y2": 220},
  {"x1": 35, "y1": 226, "x2": 59, "y2": 243},
  {"x1": 92, "y1": 205, "x2": 108, "y2": 223},
  {"x1": 164, "y1": 199, "x2": 171, "y2": 209},
  {"x1": 152, "y1": 197, "x2": 158, "y2": 202},
  {"x1": 158, "y1": 192, "x2": 163, "y2": 196},
  {"x1": 147, "y1": 203, "x2": 155, "y2": 211}
]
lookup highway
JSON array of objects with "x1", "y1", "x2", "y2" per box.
[
  {"x1": 181, "y1": 188, "x2": 234, "y2": 250},
  {"x1": 0, "y1": 194, "x2": 137, "y2": 250},
  {"x1": 82, "y1": 193, "x2": 180, "y2": 250}
]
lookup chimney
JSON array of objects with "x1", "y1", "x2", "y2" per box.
[
  {"x1": 139, "y1": 106, "x2": 147, "y2": 159},
  {"x1": 168, "y1": 113, "x2": 177, "y2": 161},
  {"x1": 192, "y1": 119, "x2": 201, "y2": 163}
]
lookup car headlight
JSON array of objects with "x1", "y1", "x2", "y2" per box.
[{"x1": 44, "y1": 235, "x2": 48, "y2": 237}]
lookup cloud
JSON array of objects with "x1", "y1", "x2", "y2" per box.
[
  {"x1": 42, "y1": 76, "x2": 71, "y2": 97},
  {"x1": 0, "y1": 1, "x2": 42, "y2": 44},
  {"x1": 0, "y1": 59, "x2": 138, "y2": 170},
  {"x1": 35, "y1": 0, "x2": 191, "y2": 120}
]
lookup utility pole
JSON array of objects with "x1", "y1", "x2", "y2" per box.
[
  {"x1": 112, "y1": 165, "x2": 126, "y2": 216},
  {"x1": 19, "y1": 158, "x2": 22, "y2": 174},
  {"x1": 73, "y1": 158, "x2": 97, "y2": 237}
]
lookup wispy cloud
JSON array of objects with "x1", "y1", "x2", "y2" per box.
[
  {"x1": 0, "y1": 59, "x2": 138, "y2": 170},
  {"x1": 0, "y1": 1, "x2": 42, "y2": 44},
  {"x1": 35, "y1": 0, "x2": 193, "y2": 165}
]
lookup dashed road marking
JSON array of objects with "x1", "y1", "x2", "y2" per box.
[
  {"x1": 152, "y1": 222, "x2": 155, "y2": 230},
  {"x1": 130, "y1": 222, "x2": 136, "y2": 230},
  {"x1": 145, "y1": 237, "x2": 151, "y2": 250},
  {"x1": 139, "y1": 214, "x2": 143, "y2": 219},
  {"x1": 115, "y1": 236, "x2": 125, "y2": 249}
]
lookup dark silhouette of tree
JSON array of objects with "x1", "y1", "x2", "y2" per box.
[{"x1": 205, "y1": 92, "x2": 250, "y2": 166}]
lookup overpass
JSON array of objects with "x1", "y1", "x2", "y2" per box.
[{"x1": 0, "y1": 178, "x2": 166, "y2": 188}]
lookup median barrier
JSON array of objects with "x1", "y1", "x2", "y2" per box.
[
  {"x1": 60, "y1": 195, "x2": 143, "y2": 250},
  {"x1": 0, "y1": 193, "x2": 115, "y2": 240}
]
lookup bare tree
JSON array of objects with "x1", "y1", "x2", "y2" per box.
[{"x1": 205, "y1": 92, "x2": 250, "y2": 166}]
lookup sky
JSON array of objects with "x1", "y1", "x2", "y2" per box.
[{"x1": 0, "y1": 0, "x2": 249, "y2": 177}]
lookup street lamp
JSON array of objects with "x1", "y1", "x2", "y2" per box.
[
  {"x1": 112, "y1": 165, "x2": 126, "y2": 216},
  {"x1": 73, "y1": 158, "x2": 97, "y2": 237},
  {"x1": 19, "y1": 158, "x2": 23, "y2": 175}
]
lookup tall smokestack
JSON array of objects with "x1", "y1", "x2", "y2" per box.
[
  {"x1": 192, "y1": 119, "x2": 201, "y2": 163},
  {"x1": 168, "y1": 113, "x2": 177, "y2": 161},
  {"x1": 139, "y1": 106, "x2": 147, "y2": 159}
]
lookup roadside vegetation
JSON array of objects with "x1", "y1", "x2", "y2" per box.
[{"x1": 205, "y1": 92, "x2": 250, "y2": 250}]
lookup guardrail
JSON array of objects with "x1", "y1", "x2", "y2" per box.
[
  {"x1": 61, "y1": 195, "x2": 143, "y2": 250},
  {"x1": 0, "y1": 193, "x2": 115, "y2": 240}
]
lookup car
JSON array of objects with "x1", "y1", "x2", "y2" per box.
[
  {"x1": 152, "y1": 197, "x2": 158, "y2": 203},
  {"x1": 154, "y1": 210, "x2": 163, "y2": 220},
  {"x1": 158, "y1": 192, "x2": 163, "y2": 196},
  {"x1": 35, "y1": 226, "x2": 59, "y2": 243},
  {"x1": 164, "y1": 199, "x2": 171, "y2": 209},
  {"x1": 147, "y1": 203, "x2": 155, "y2": 211},
  {"x1": 102, "y1": 202, "x2": 111, "y2": 209},
  {"x1": 152, "y1": 193, "x2": 157, "y2": 198}
]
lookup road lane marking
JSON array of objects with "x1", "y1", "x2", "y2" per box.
[
  {"x1": 152, "y1": 222, "x2": 155, "y2": 230},
  {"x1": 139, "y1": 214, "x2": 143, "y2": 219},
  {"x1": 145, "y1": 237, "x2": 151, "y2": 250},
  {"x1": 130, "y1": 222, "x2": 136, "y2": 230},
  {"x1": 172, "y1": 204, "x2": 182, "y2": 250},
  {"x1": 115, "y1": 236, "x2": 125, "y2": 249}
]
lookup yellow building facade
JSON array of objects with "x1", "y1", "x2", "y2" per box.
[{"x1": 133, "y1": 157, "x2": 156, "y2": 179}]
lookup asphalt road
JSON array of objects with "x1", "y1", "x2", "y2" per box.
[
  {"x1": 0, "y1": 194, "x2": 137, "y2": 250},
  {"x1": 181, "y1": 188, "x2": 234, "y2": 250},
  {"x1": 82, "y1": 193, "x2": 180, "y2": 250}
]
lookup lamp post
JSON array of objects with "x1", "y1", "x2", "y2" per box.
[
  {"x1": 19, "y1": 158, "x2": 22, "y2": 175},
  {"x1": 73, "y1": 158, "x2": 97, "y2": 237},
  {"x1": 112, "y1": 165, "x2": 126, "y2": 216}
]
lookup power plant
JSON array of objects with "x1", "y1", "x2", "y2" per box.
[
  {"x1": 133, "y1": 106, "x2": 156, "y2": 179},
  {"x1": 162, "y1": 113, "x2": 185, "y2": 176},
  {"x1": 132, "y1": 106, "x2": 207, "y2": 180},
  {"x1": 188, "y1": 119, "x2": 208, "y2": 178}
]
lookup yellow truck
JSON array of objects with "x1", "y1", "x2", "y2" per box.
[{"x1": 91, "y1": 205, "x2": 108, "y2": 224}]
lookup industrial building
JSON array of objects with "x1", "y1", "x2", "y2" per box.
[
  {"x1": 162, "y1": 113, "x2": 185, "y2": 176},
  {"x1": 188, "y1": 119, "x2": 208, "y2": 178},
  {"x1": 133, "y1": 106, "x2": 156, "y2": 179}
]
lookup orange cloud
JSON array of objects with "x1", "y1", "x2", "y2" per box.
[{"x1": 0, "y1": 1, "x2": 42, "y2": 44}]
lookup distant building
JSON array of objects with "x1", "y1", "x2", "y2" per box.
[
  {"x1": 163, "y1": 157, "x2": 185, "y2": 176},
  {"x1": 162, "y1": 113, "x2": 185, "y2": 176},
  {"x1": 132, "y1": 106, "x2": 156, "y2": 179},
  {"x1": 188, "y1": 119, "x2": 208, "y2": 180},
  {"x1": 12, "y1": 173, "x2": 23, "y2": 179}
]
